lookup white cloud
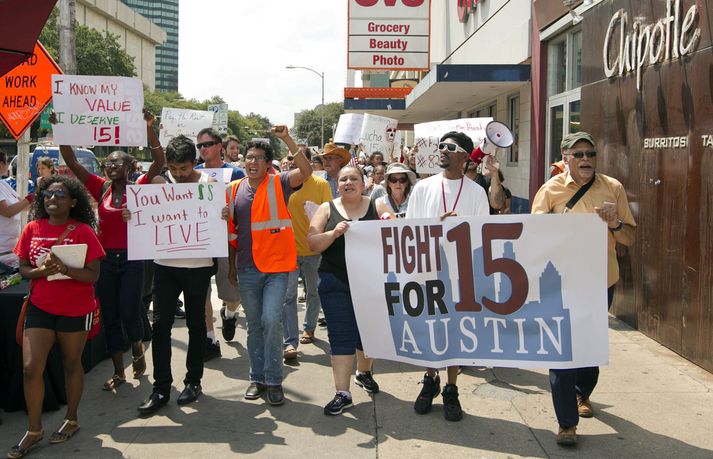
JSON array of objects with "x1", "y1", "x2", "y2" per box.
[{"x1": 179, "y1": 0, "x2": 348, "y2": 127}]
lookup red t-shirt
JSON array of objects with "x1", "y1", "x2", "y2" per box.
[
  {"x1": 85, "y1": 173, "x2": 149, "y2": 250},
  {"x1": 14, "y1": 219, "x2": 106, "y2": 316}
]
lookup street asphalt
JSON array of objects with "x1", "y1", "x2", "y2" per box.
[{"x1": 2, "y1": 284, "x2": 713, "y2": 458}]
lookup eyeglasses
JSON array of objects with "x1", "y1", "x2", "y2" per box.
[
  {"x1": 42, "y1": 189, "x2": 67, "y2": 199},
  {"x1": 438, "y1": 142, "x2": 468, "y2": 154},
  {"x1": 567, "y1": 150, "x2": 597, "y2": 159},
  {"x1": 104, "y1": 160, "x2": 125, "y2": 168},
  {"x1": 245, "y1": 155, "x2": 266, "y2": 162},
  {"x1": 196, "y1": 140, "x2": 220, "y2": 149},
  {"x1": 388, "y1": 176, "x2": 408, "y2": 184}
]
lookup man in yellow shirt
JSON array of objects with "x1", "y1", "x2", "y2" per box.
[
  {"x1": 282, "y1": 148, "x2": 333, "y2": 360},
  {"x1": 531, "y1": 131, "x2": 636, "y2": 446}
]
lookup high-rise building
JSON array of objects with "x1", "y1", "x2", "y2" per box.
[{"x1": 120, "y1": 0, "x2": 179, "y2": 92}]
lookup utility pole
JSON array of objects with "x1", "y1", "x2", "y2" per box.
[{"x1": 59, "y1": 0, "x2": 77, "y2": 74}]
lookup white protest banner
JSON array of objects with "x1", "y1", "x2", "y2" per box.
[
  {"x1": 201, "y1": 168, "x2": 232, "y2": 183},
  {"x1": 334, "y1": 113, "x2": 363, "y2": 145},
  {"x1": 348, "y1": 0, "x2": 431, "y2": 70},
  {"x1": 208, "y1": 103, "x2": 228, "y2": 135},
  {"x1": 345, "y1": 214, "x2": 609, "y2": 369},
  {"x1": 359, "y1": 113, "x2": 398, "y2": 157},
  {"x1": 126, "y1": 182, "x2": 228, "y2": 261},
  {"x1": 50, "y1": 75, "x2": 146, "y2": 146},
  {"x1": 159, "y1": 108, "x2": 214, "y2": 147},
  {"x1": 413, "y1": 117, "x2": 491, "y2": 174}
]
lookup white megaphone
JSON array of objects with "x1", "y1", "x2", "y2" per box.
[{"x1": 469, "y1": 121, "x2": 514, "y2": 164}]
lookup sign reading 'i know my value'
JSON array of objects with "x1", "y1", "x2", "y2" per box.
[{"x1": 348, "y1": 0, "x2": 431, "y2": 71}]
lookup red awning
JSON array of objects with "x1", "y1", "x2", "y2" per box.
[{"x1": 0, "y1": 0, "x2": 58, "y2": 77}]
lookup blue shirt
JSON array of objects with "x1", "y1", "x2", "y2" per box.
[
  {"x1": 195, "y1": 162, "x2": 246, "y2": 181},
  {"x1": 4, "y1": 177, "x2": 35, "y2": 193}
]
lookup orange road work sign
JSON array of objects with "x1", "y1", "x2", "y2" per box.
[{"x1": 0, "y1": 41, "x2": 62, "y2": 140}]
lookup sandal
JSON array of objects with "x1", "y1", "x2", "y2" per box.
[
  {"x1": 7, "y1": 430, "x2": 43, "y2": 458},
  {"x1": 132, "y1": 352, "x2": 146, "y2": 379},
  {"x1": 299, "y1": 330, "x2": 314, "y2": 345},
  {"x1": 48, "y1": 419, "x2": 80, "y2": 444},
  {"x1": 102, "y1": 374, "x2": 126, "y2": 391}
]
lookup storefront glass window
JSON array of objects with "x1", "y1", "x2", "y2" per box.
[
  {"x1": 569, "y1": 31, "x2": 582, "y2": 89},
  {"x1": 548, "y1": 40, "x2": 566, "y2": 97},
  {"x1": 508, "y1": 95, "x2": 520, "y2": 164},
  {"x1": 550, "y1": 105, "x2": 564, "y2": 165}
]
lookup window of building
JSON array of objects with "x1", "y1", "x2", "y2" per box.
[
  {"x1": 508, "y1": 95, "x2": 520, "y2": 164},
  {"x1": 545, "y1": 27, "x2": 582, "y2": 175}
]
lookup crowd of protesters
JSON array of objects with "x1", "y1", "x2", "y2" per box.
[{"x1": 0, "y1": 117, "x2": 635, "y2": 455}]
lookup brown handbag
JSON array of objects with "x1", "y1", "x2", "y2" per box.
[{"x1": 15, "y1": 224, "x2": 77, "y2": 347}]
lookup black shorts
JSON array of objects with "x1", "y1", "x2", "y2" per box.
[{"x1": 24, "y1": 302, "x2": 94, "y2": 333}]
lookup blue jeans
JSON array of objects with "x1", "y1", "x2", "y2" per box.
[
  {"x1": 550, "y1": 285, "x2": 615, "y2": 427},
  {"x1": 96, "y1": 251, "x2": 145, "y2": 354},
  {"x1": 282, "y1": 255, "x2": 322, "y2": 348},
  {"x1": 238, "y1": 267, "x2": 289, "y2": 386}
]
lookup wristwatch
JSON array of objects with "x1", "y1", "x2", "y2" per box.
[{"x1": 610, "y1": 219, "x2": 624, "y2": 232}]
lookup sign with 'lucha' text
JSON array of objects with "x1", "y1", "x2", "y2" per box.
[{"x1": 345, "y1": 214, "x2": 609, "y2": 369}]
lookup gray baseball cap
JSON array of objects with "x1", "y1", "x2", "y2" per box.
[{"x1": 560, "y1": 131, "x2": 595, "y2": 150}]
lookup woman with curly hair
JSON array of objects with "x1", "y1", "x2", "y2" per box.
[
  {"x1": 9, "y1": 176, "x2": 105, "y2": 458},
  {"x1": 56, "y1": 109, "x2": 165, "y2": 391}
]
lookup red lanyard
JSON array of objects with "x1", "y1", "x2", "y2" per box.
[{"x1": 441, "y1": 176, "x2": 464, "y2": 214}]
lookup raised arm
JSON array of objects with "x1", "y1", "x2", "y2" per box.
[
  {"x1": 49, "y1": 112, "x2": 91, "y2": 183},
  {"x1": 272, "y1": 125, "x2": 311, "y2": 188},
  {"x1": 143, "y1": 109, "x2": 166, "y2": 182}
]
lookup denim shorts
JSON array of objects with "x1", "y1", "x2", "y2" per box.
[
  {"x1": 317, "y1": 271, "x2": 363, "y2": 356},
  {"x1": 25, "y1": 302, "x2": 94, "y2": 333}
]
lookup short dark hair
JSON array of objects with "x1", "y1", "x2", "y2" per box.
[
  {"x1": 370, "y1": 151, "x2": 384, "y2": 159},
  {"x1": 312, "y1": 156, "x2": 323, "y2": 166},
  {"x1": 0, "y1": 150, "x2": 6, "y2": 164},
  {"x1": 246, "y1": 140, "x2": 274, "y2": 162},
  {"x1": 104, "y1": 150, "x2": 137, "y2": 176},
  {"x1": 166, "y1": 135, "x2": 197, "y2": 164},
  {"x1": 197, "y1": 127, "x2": 222, "y2": 144},
  {"x1": 440, "y1": 131, "x2": 474, "y2": 154}
]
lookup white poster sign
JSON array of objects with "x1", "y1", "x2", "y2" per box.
[
  {"x1": 334, "y1": 113, "x2": 364, "y2": 145},
  {"x1": 208, "y1": 103, "x2": 229, "y2": 135},
  {"x1": 126, "y1": 182, "x2": 228, "y2": 261},
  {"x1": 359, "y1": 113, "x2": 398, "y2": 157},
  {"x1": 50, "y1": 75, "x2": 146, "y2": 146},
  {"x1": 348, "y1": 0, "x2": 431, "y2": 70},
  {"x1": 159, "y1": 108, "x2": 214, "y2": 147},
  {"x1": 201, "y1": 168, "x2": 232, "y2": 183},
  {"x1": 345, "y1": 214, "x2": 609, "y2": 369},
  {"x1": 413, "y1": 117, "x2": 491, "y2": 174}
]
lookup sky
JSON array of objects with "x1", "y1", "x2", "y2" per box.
[{"x1": 178, "y1": 1, "x2": 348, "y2": 127}]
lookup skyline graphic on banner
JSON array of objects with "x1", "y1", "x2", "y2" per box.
[{"x1": 385, "y1": 242, "x2": 573, "y2": 362}]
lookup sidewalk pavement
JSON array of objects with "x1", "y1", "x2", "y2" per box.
[{"x1": 2, "y1": 285, "x2": 713, "y2": 459}]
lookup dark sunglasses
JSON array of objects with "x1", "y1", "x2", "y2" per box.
[
  {"x1": 104, "y1": 160, "x2": 125, "y2": 168},
  {"x1": 438, "y1": 142, "x2": 467, "y2": 154},
  {"x1": 42, "y1": 189, "x2": 67, "y2": 199},
  {"x1": 196, "y1": 140, "x2": 220, "y2": 149},
  {"x1": 388, "y1": 176, "x2": 408, "y2": 184},
  {"x1": 568, "y1": 150, "x2": 597, "y2": 159}
]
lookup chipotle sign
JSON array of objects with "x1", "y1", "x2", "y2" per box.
[{"x1": 603, "y1": 0, "x2": 701, "y2": 91}]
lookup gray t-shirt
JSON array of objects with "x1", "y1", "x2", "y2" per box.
[{"x1": 232, "y1": 173, "x2": 297, "y2": 269}]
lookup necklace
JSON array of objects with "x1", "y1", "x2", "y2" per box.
[{"x1": 441, "y1": 176, "x2": 464, "y2": 213}]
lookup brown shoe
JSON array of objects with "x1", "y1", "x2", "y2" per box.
[
  {"x1": 556, "y1": 426, "x2": 577, "y2": 446},
  {"x1": 577, "y1": 394, "x2": 593, "y2": 418},
  {"x1": 283, "y1": 345, "x2": 298, "y2": 361}
]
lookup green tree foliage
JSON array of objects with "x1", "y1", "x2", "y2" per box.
[{"x1": 293, "y1": 102, "x2": 344, "y2": 147}]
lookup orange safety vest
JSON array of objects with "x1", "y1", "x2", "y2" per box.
[{"x1": 226, "y1": 175, "x2": 297, "y2": 273}]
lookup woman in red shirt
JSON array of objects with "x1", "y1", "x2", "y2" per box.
[
  {"x1": 9, "y1": 176, "x2": 105, "y2": 458},
  {"x1": 57, "y1": 110, "x2": 165, "y2": 391}
]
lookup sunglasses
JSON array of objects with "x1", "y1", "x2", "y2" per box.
[
  {"x1": 567, "y1": 150, "x2": 597, "y2": 159},
  {"x1": 196, "y1": 140, "x2": 220, "y2": 149},
  {"x1": 42, "y1": 189, "x2": 67, "y2": 199},
  {"x1": 438, "y1": 142, "x2": 468, "y2": 154},
  {"x1": 388, "y1": 176, "x2": 408, "y2": 184},
  {"x1": 104, "y1": 160, "x2": 125, "y2": 168}
]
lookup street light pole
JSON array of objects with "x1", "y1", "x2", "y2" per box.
[{"x1": 286, "y1": 65, "x2": 324, "y2": 148}]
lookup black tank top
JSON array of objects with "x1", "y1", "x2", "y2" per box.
[{"x1": 318, "y1": 199, "x2": 378, "y2": 284}]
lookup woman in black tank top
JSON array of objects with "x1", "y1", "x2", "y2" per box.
[{"x1": 307, "y1": 166, "x2": 380, "y2": 415}]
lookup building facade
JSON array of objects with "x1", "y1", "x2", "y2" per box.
[
  {"x1": 75, "y1": 0, "x2": 166, "y2": 90},
  {"x1": 344, "y1": 0, "x2": 533, "y2": 213},
  {"x1": 120, "y1": 0, "x2": 179, "y2": 92},
  {"x1": 532, "y1": 0, "x2": 713, "y2": 372}
]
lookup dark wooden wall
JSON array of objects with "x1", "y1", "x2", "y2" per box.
[{"x1": 580, "y1": 0, "x2": 713, "y2": 371}]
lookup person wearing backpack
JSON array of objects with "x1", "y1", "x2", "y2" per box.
[{"x1": 531, "y1": 131, "x2": 636, "y2": 446}]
